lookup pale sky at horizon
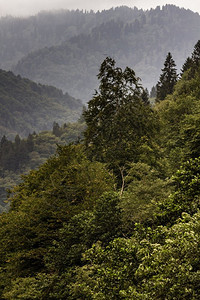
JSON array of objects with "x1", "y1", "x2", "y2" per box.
[{"x1": 0, "y1": 0, "x2": 199, "y2": 17}]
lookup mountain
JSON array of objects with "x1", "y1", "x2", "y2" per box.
[
  {"x1": 0, "y1": 7, "x2": 142, "y2": 71},
  {"x1": 0, "y1": 69, "x2": 82, "y2": 139},
  {"x1": 10, "y1": 5, "x2": 200, "y2": 102}
]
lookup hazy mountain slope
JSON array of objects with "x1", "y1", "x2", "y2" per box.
[
  {"x1": 0, "y1": 7, "x2": 142, "y2": 70},
  {"x1": 13, "y1": 5, "x2": 200, "y2": 102},
  {"x1": 0, "y1": 69, "x2": 82, "y2": 138}
]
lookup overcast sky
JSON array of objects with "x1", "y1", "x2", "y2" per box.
[{"x1": 0, "y1": 0, "x2": 199, "y2": 17}]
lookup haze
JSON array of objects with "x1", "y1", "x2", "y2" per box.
[{"x1": 0, "y1": 0, "x2": 199, "y2": 17}]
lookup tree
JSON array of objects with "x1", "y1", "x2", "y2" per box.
[
  {"x1": 0, "y1": 143, "x2": 115, "y2": 297},
  {"x1": 180, "y1": 40, "x2": 200, "y2": 78},
  {"x1": 150, "y1": 86, "x2": 157, "y2": 98},
  {"x1": 141, "y1": 88, "x2": 149, "y2": 105},
  {"x1": 156, "y1": 52, "x2": 178, "y2": 101},
  {"x1": 53, "y1": 122, "x2": 61, "y2": 137},
  {"x1": 84, "y1": 57, "x2": 157, "y2": 175},
  {"x1": 155, "y1": 157, "x2": 200, "y2": 226},
  {"x1": 191, "y1": 40, "x2": 200, "y2": 65},
  {"x1": 135, "y1": 212, "x2": 200, "y2": 299},
  {"x1": 180, "y1": 57, "x2": 193, "y2": 76}
]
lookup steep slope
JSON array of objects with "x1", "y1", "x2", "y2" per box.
[
  {"x1": 0, "y1": 69, "x2": 82, "y2": 138},
  {"x1": 13, "y1": 5, "x2": 200, "y2": 102}
]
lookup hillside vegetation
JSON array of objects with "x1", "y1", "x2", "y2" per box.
[
  {"x1": 0, "y1": 120, "x2": 85, "y2": 211},
  {"x1": 1, "y1": 40, "x2": 200, "y2": 298},
  {"x1": 0, "y1": 69, "x2": 82, "y2": 138},
  {"x1": 9, "y1": 5, "x2": 200, "y2": 101}
]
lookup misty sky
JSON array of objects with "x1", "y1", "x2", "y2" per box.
[{"x1": 0, "y1": 0, "x2": 199, "y2": 17}]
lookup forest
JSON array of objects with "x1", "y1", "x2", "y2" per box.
[
  {"x1": 0, "y1": 120, "x2": 85, "y2": 211},
  {"x1": 12, "y1": 5, "x2": 200, "y2": 101},
  {"x1": 0, "y1": 5, "x2": 199, "y2": 101},
  {"x1": 0, "y1": 69, "x2": 82, "y2": 139},
  {"x1": 0, "y1": 37, "x2": 200, "y2": 298}
]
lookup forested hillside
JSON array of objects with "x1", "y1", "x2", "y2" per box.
[
  {"x1": 10, "y1": 5, "x2": 200, "y2": 101},
  {"x1": 1, "y1": 40, "x2": 200, "y2": 298},
  {"x1": 0, "y1": 69, "x2": 82, "y2": 138},
  {"x1": 0, "y1": 7, "x2": 142, "y2": 70},
  {"x1": 0, "y1": 120, "x2": 85, "y2": 212}
]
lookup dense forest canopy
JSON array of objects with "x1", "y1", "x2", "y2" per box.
[
  {"x1": 1, "y1": 36, "x2": 200, "y2": 297},
  {"x1": 1, "y1": 3, "x2": 200, "y2": 298},
  {"x1": 0, "y1": 120, "x2": 85, "y2": 211}
]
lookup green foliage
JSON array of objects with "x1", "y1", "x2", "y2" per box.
[
  {"x1": 155, "y1": 157, "x2": 200, "y2": 226},
  {"x1": 66, "y1": 211, "x2": 200, "y2": 299},
  {"x1": 70, "y1": 238, "x2": 139, "y2": 299},
  {"x1": 180, "y1": 56, "x2": 193, "y2": 76},
  {"x1": 3, "y1": 49, "x2": 200, "y2": 299},
  {"x1": 0, "y1": 120, "x2": 85, "y2": 208},
  {"x1": 181, "y1": 40, "x2": 200, "y2": 78},
  {"x1": 156, "y1": 52, "x2": 178, "y2": 101},
  {"x1": 84, "y1": 57, "x2": 158, "y2": 176},
  {"x1": 135, "y1": 212, "x2": 200, "y2": 299},
  {"x1": 157, "y1": 61, "x2": 200, "y2": 173},
  {"x1": 10, "y1": 144, "x2": 114, "y2": 212},
  {"x1": 45, "y1": 192, "x2": 121, "y2": 272},
  {"x1": 2, "y1": 274, "x2": 55, "y2": 300},
  {"x1": 0, "y1": 144, "x2": 114, "y2": 296},
  {"x1": 92, "y1": 192, "x2": 122, "y2": 244},
  {"x1": 46, "y1": 211, "x2": 95, "y2": 272},
  {"x1": 120, "y1": 162, "x2": 172, "y2": 230},
  {"x1": 191, "y1": 40, "x2": 200, "y2": 66}
]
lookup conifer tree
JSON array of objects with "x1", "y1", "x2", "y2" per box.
[
  {"x1": 180, "y1": 57, "x2": 193, "y2": 76},
  {"x1": 191, "y1": 40, "x2": 200, "y2": 65},
  {"x1": 141, "y1": 88, "x2": 149, "y2": 105},
  {"x1": 156, "y1": 52, "x2": 178, "y2": 101},
  {"x1": 180, "y1": 40, "x2": 200, "y2": 78},
  {"x1": 150, "y1": 86, "x2": 157, "y2": 98}
]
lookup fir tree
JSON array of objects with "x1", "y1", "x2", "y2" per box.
[
  {"x1": 191, "y1": 40, "x2": 200, "y2": 65},
  {"x1": 156, "y1": 52, "x2": 178, "y2": 101},
  {"x1": 180, "y1": 40, "x2": 200, "y2": 79},
  {"x1": 141, "y1": 88, "x2": 150, "y2": 105},
  {"x1": 150, "y1": 86, "x2": 157, "y2": 98},
  {"x1": 180, "y1": 57, "x2": 193, "y2": 76}
]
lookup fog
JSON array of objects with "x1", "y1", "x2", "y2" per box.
[{"x1": 0, "y1": 0, "x2": 199, "y2": 17}]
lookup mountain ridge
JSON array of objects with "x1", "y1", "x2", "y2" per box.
[
  {"x1": 10, "y1": 5, "x2": 200, "y2": 101},
  {"x1": 0, "y1": 69, "x2": 82, "y2": 139}
]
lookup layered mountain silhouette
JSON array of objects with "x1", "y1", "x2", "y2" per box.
[
  {"x1": 0, "y1": 69, "x2": 82, "y2": 138},
  {"x1": 1, "y1": 5, "x2": 198, "y2": 102}
]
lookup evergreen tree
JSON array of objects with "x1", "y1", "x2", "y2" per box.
[
  {"x1": 156, "y1": 52, "x2": 178, "y2": 101},
  {"x1": 53, "y1": 122, "x2": 61, "y2": 137},
  {"x1": 141, "y1": 88, "x2": 149, "y2": 105},
  {"x1": 180, "y1": 41, "x2": 200, "y2": 79},
  {"x1": 191, "y1": 40, "x2": 200, "y2": 65},
  {"x1": 180, "y1": 57, "x2": 193, "y2": 76},
  {"x1": 150, "y1": 86, "x2": 157, "y2": 98}
]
